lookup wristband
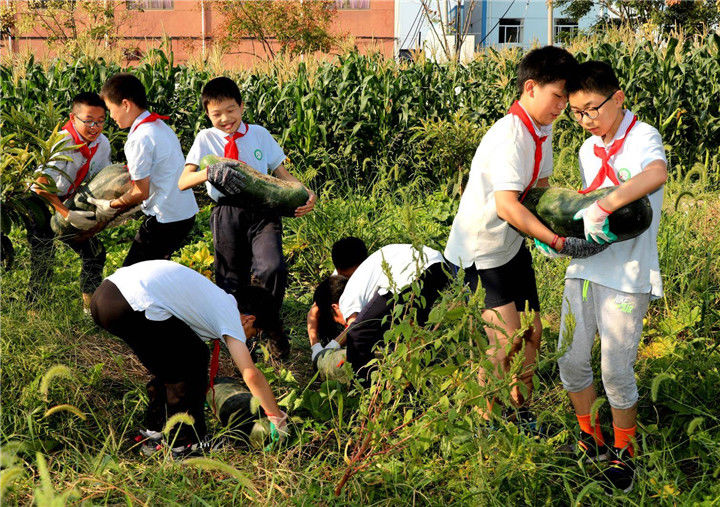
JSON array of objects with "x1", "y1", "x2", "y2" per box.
[
  {"x1": 597, "y1": 201, "x2": 612, "y2": 215},
  {"x1": 549, "y1": 234, "x2": 559, "y2": 250}
]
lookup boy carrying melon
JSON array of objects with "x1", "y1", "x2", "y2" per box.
[
  {"x1": 544, "y1": 61, "x2": 668, "y2": 494},
  {"x1": 28, "y1": 92, "x2": 112, "y2": 312},
  {"x1": 179, "y1": 77, "x2": 316, "y2": 358}
]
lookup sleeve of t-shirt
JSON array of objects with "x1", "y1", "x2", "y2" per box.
[
  {"x1": 205, "y1": 292, "x2": 247, "y2": 343},
  {"x1": 339, "y1": 277, "x2": 366, "y2": 318},
  {"x1": 639, "y1": 126, "x2": 667, "y2": 168},
  {"x1": 185, "y1": 133, "x2": 205, "y2": 166},
  {"x1": 490, "y1": 122, "x2": 529, "y2": 193},
  {"x1": 125, "y1": 134, "x2": 154, "y2": 180},
  {"x1": 258, "y1": 127, "x2": 286, "y2": 172}
]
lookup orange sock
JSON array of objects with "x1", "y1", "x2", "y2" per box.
[
  {"x1": 613, "y1": 424, "x2": 636, "y2": 457},
  {"x1": 577, "y1": 413, "x2": 605, "y2": 446}
]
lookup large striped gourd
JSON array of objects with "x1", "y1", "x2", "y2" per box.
[
  {"x1": 522, "y1": 187, "x2": 652, "y2": 242},
  {"x1": 199, "y1": 154, "x2": 309, "y2": 216},
  {"x1": 50, "y1": 163, "x2": 141, "y2": 242}
]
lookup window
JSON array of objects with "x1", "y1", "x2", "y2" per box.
[
  {"x1": 336, "y1": 0, "x2": 370, "y2": 9},
  {"x1": 554, "y1": 18, "x2": 578, "y2": 40},
  {"x1": 498, "y1": 18, "x2": 523, "y2": 44},
  {"x1": 126, "y1": 0, "x2": 174, "y2": 10}
]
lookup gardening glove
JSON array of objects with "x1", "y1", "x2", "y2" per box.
[
  {"x1": 66, "y1": 210, "x2": 98, "y2": 230},
  {"x1": 266, "y1": 411, "x2": 290, "y2": 450},
  {"x1": 559, "y1": 236, "x2": 610, "y2": 259},
  {"x1": 206, "y1": 163, "x2": 247, "y2": 197},
  {"x1": 311, "y1": 343, "x2": 324, "y2": 362},
  {"x1": 533, "y1": 238, "x2": 565, "y2": 258},
  {"x1": 573, "y1": 201, "x2": 617, "y2": 244},
  {"x1": 326, "y1": 339, "x2": 341, "y2": 350},
  {"x1": 86, "y1": 197, "x2": 117, "y2": 222}
]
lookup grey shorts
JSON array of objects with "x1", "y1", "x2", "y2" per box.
[{"x1": 557, "y1": 279, "x2": 650, "y2": 410}]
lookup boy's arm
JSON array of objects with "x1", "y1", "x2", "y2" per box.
[
  {"x1": 495, "y1": 190, "x2": 560, "y2": 246},
  {"x1": 32, "y1": 175, "x2": 69, "y2": 217},
  {"x1": 224, "y1": 334, "x2": 283, "y2": 417},
  {"x1": 594, "y1": 160, "x2": 667, "y2": 212},
  {"x1": 272, "y1": 164, "x2": 316, "y2": 217},
  {"x1": 307, "y1": 303, "x2": 321, "y2": 346},
  {"x1": 178, "y1": 163, "x2": 207, "y2": 190}
]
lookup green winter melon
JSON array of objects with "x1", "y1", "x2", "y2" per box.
[
  {"x1": 206, "y1": 376, "x2": 274, "y2": 446},
  {"x1": 522, "y1": 187, "x2": 652, "y2": 242},
  {"x1": 314, "y1": 347, "x2": 352, "y2": 384},
  {"x1": 199, "y1": 154, "x2": 309, "y2": 216},
  {"x1": 50, "y1": 163, "x2": 141, "y2": 242}
]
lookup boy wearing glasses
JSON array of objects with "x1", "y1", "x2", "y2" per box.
[
  {"x1": 29, "y1": 92, "x2": 112, "y2": 311},
  {"x1": 553, "y1": 61, "x2": 667, "y2": 493}
]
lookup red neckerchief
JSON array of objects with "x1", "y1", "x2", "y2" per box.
[
  {"x1": 61, "y1": 119, "x2": 99, "y2": 199},
  {"x1": 223, "y1": 122, "x2": 249, "y2": 160},
  {"x1": 130, "y1": 112, "x2": 169, "y2": 134},
  {"x1": 508, "y1": 101, "x2": 547, "y2": 202},
  {"x1": 581, "y1": 115, "x2": 638, "y2": 194}
]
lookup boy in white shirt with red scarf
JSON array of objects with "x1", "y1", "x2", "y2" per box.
[
  {"x1": 28, "y1": 92, "x2": 112, "y2": 311},
  {"x1": 91, "y1": 73, "x2": 199, "y2": 267},
  {"x1": 550, "y1": 61, "x2": 668, "y2": 494}
]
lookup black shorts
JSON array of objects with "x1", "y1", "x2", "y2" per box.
[{"x1": 464, "y1": 244, "x2": 540, "y2": 312}]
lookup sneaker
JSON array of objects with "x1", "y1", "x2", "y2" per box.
[
  {"x1": 577, "y1": 432, "x2": 609, "y2": 463},
  {"x1": 134, "y1": 429, "x2": 164, "y2": 457},
  {"x1": 170, "y1": 436, "x2": 225, "y2": 460},
  {"x1": 602, "y1": 447, "x2": 635, "y2": 494}
]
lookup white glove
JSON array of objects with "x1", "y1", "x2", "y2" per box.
[
  {"x1": 326, "y1": 339, "x2": 341, "y2": 350},
  {"x1": 66, "y1": 210, "x2": 98, "y2": 230},
  {"x1": 573, "y1": 201, "x2": 617, "y2": 244},
  {"x1": 267, "y1": 411, "x2": 289, "y2": 438},
  {"x1": 311, "y1": 343, "x2": 324, "y2": 362},
  {"x1": 86, "y1": 197, "x2": 117, "y2": 222}
]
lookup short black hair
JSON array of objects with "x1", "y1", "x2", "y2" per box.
[
  {"x1": 71, "y1": 92, "x2": 106, "y2": 112},
  {"x1": 101, "y1": 73, "x2": 148, "y2": 109},
  {"x1": 201, "y1": 77, "x2": 243, "y2": 112},
  {"x1": 313, "y1": 275, "x2": 349, "y2": 343},
  {"x1": 233, "y1": 286, "x2": 282, "y2": 334},
  {"x1": 566, "y1": 61, "x2": 621, "y2": 97},
  {"x1": 331, "y1": 237, "x2": 368, "y2": 271},
  {"x1": 516, "y1": 45, "x2": 578, "y2": 96}
]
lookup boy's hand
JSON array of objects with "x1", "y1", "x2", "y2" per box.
[
  {"x1": 66, "y1": 210, "x2": 98, "y2": 230},
  {"x1": 294, "y1": 189, "x2": 316, "y2": 217},
  {"x1": 559, "y1": 236, "x2": 610, "y2": 258},
  {"x1": 87, "y1": 197, "x2": 117, "y2": 222},
  {"x1": 534, "y1": 238, "x2": 565, "y2": 258},
  {"x1": 573, "y1": 201, "x2": 617, "y2": 244},
  {"x1": 266, "y1": 411, "x2": 290, "y2": 450}
]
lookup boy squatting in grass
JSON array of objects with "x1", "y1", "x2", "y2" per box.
[
  {"x1": 178, "y1": 76, "x2": 316, "y2": 358},
  {"x1": 91, "y1": 260, "x2": 289, "y2": 458},
  {"x1": 28, "y1": 92, "x2": 112, "y2": 312},
  {"x1": 537, "y1": 61, "x2": 668, "y2": 494},
  {"x1": 444, "y1": 46, "x2": 597, "y2": 421},
  {"x1": 311, "y1": 244, "x2": 450, "y2": 385},
  {"x1": 89, "y1": 73, "x2": 199, "y2": 267}
]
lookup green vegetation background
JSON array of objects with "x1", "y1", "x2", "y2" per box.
[{"x1": 1, "y1": 33, "x2": 719, "y2": 504}]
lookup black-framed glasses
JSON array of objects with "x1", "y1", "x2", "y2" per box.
[
  {"x1": 570, "y1": 91, "x2": 617, "y2": 121},
  {"x1": 75, "y1": 117, "x2": 106, "y2": 128}
]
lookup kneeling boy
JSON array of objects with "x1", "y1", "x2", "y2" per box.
[{"x1": 91, "y1": 260, "x2": 288, "y2": 458}]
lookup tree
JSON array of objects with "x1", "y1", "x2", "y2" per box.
[
  {"x1": 419, "y1": 0, "x2": 480, "y2": 63},
  {"x1": 556, "y1": 0, "x2": 720, "y2": 35},
  {"x1": 213, "y1": 0, "x2": 338, "y2": 59}
]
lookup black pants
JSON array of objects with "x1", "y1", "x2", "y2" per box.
[
  {"x1": 91, "y1": 280, "x2": 210, "y2": 446},
  {"x1": 123, "y1": 215, "x2": 195, "y2": 267},
  {"x1": 27, "y1": 196, "x2": 106, "y2": 299},
  {"x1": 346, "y1": 261, "x2": 450, "y2": 384},
  {"x1": 210, "y1": 203, "x2": 287, "y2": 306}
]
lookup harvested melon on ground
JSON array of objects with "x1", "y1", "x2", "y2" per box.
[
  {"x1": 199, "y1": 154, "x2": 309, "y2": 216},
  {"x1": 313, "y1": 347, "x2": 352, "y2": 384},
  {"x1": 50, "y1": 163, "x2": 141, "y2": 242},
  {"x1": 522, "y1": 186, "x2": 653, "y2": 242}
]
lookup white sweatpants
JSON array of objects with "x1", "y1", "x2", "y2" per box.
[{"x1": 557, "y1": 279, "x2": 650, "y2": 410}]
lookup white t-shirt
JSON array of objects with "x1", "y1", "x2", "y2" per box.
[
  {"x1": 37, "y1": 131, "x2": 112, "y2": 199},
  {"x1": 339, "y1": 244, "x2": 445, "y2": 318},
  {"x1": 106, "y1": 260, "x2": 247, "y2": 343},
  {"x1": 444, "y1": 104, "x2": 553, "y2": 270},
  {"x1": 185, "y1": 124, "x2": 286, "y2": 202},
  {"x1": 125, "y1": 111, "x2": 198, "y2": 223},
  {"x1": 566, "y1": 110, "x2": 666, "y2": 299}
]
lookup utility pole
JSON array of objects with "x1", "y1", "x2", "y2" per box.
[{"x1": 547, "y1": 0, "x2": 553, "y2": 45}]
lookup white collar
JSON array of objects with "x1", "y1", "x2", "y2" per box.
[{"x1": 129, "y1": 110, "x2": 151, "y2": 134}]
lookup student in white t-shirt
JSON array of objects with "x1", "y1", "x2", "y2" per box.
[
  {"x1": 444, "y1": 46, "x2": 582, "y2": 419},
  {"x1": 313, "y1": 244, "x2": 449, "y2": 384},
  {"x1": 90, "y1": 73, "x2": 198, "y2": 267},
  {"x1": 27, "y1": 92, "x2": 112, "y2": 311},
  {"x1": 90, "y1": 260, "x2": 288, "y2": 459},
  {"x1": 178, "y1": 77, "x2": 316, "y2": 358},
  {"x1": 545, "y1": 61, "x2": 668, "y2": 494}
]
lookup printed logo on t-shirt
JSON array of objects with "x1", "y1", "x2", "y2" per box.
[
  {"x1": 618, "y1": 168, "x2": 631, "y2": 183},
  {"x1": 254, "y1": 149, "x2": 263, "y2": 160}
]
